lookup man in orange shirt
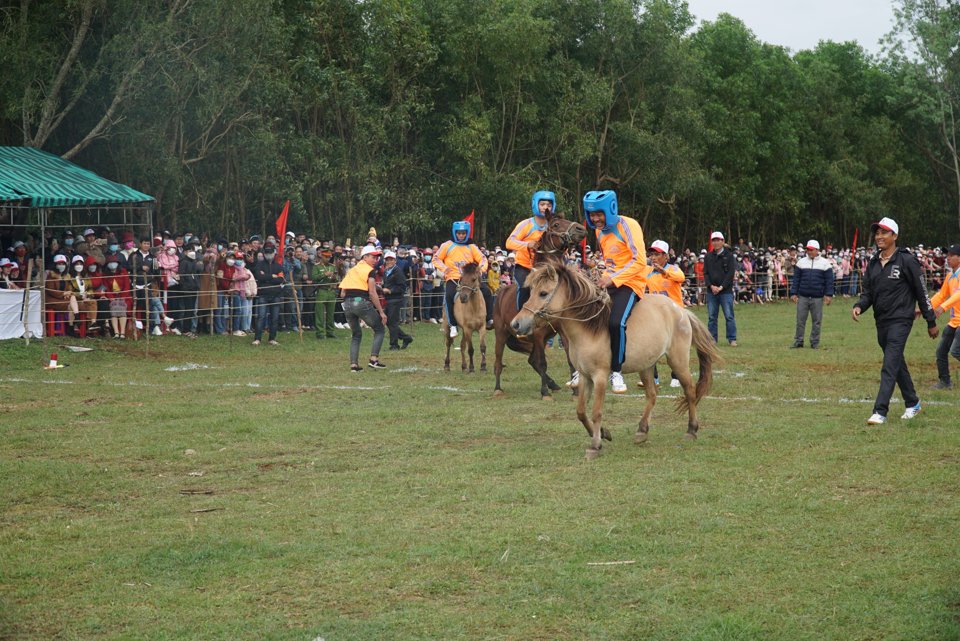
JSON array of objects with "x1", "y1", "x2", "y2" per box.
[
  {"x1": 507, "y1": 190, "x2": 554, "y2": 308},
  {"x1": 584, "y1": 190, "x2": 646, "y2": 394},
  {"x1": 931, "y1": 244, "x2": 960, "y2": 389},
  {"x1": 644, "y1": 239, "x2": 686, "y2": 388}
]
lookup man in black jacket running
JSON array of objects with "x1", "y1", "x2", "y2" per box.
[{"x1": 852, "y1": 217, "x2": 938, "y2": 425}]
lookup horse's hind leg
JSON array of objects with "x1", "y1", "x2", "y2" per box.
[
  {"x1": 528, "y1": 343, "x2": 554, "y2": 400},
  {"x1": 635, "y1": 367, "x2": 657, "y2": 444},
  {"x1": 493, "y1": 330, "x2": 506, "y2": 396},
  {"x1": 667, "y1": 349, "x2": 699, "y2": 439},
  {"x1": 479, "y1": 328, "x2": 487, "y2": 372}
]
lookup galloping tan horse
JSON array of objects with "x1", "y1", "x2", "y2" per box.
[
  {"x1": 443, "y1": 263, "x2": 487, "y2": 373},
  {"x1": 512, "y1": 263, "x2": 720, "y2": 460},
  {"x1": 491, "y1": 214, "x2": 586, "y2": 399}
]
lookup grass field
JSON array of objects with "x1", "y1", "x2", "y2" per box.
[{"x1": 1, "y1": 301, "x2": 958, "y2": 641}]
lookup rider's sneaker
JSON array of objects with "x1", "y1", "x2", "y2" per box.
[
  {"x1": 565, "y1": 371, "x2": 580, "y2": 388},
  {"x1": 901, "y1": 402, "x2": 922, "y2": 420},
  {"x1": 610, "y1": 371, "x2": 627, "y2": 394},
  {"x1": 866, "y1": 413, "x2": 886, "y2": 425},
  {"x1": 449, "y1": 325, "x2": 458, "y2": 338}
]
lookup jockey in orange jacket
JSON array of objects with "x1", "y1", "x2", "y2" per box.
[
  {"x1": 434, "y1": 220, "x2": 493, "y2": 337},
  {"x1": 584, "y1": 190, "x2": 646, "y2": 394},
  {"x1": 507, "y1": 190, "x2": 554, "y2": 309}
]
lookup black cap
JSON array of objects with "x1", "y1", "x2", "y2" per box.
[
  {"x1": 947, "y1": 244, "x2": 960, "y2": 256},
  {"x1": 249, "y1": 234, "x2": 261, "y2": 242},
  {"x1": 64, "y1": 230, "x2": 74, "y2": 237}
]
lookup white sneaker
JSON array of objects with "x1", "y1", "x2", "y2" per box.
[
  {"x1": 901, "y1": 402, "x2": 922, "y2": 420},
  {"x1": 610, "y1": 371, "x2": 627, "y2": 394},
  {"x1": 170, "y1": 328, "x2": 182, "y2": 336},
  {"x1": 866, "y1": 413, "x2": 886, "y2": 425},
  {"x1": 233, "y1": 330, "x2": 246, "y2": 337},
  {"x1": 151, "y1": 326, "x2": 162, "y2": 336},
  {"x1": 163, "y1": 315, "x2": 174, "y2": 327},
  {"x1": 430, "y1": 318, "x2": 438, "y2": 324},
  {"x1": 565, "y1": 371, "x2": 580, "y2": 388},
  {"x1": 670, "y1": 378, "x2": 681, "y2": 388},
  {"x1": 449, "y1": 326, "x2": 458, "y2": 338}
]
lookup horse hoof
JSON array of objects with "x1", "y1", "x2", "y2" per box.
[
  {"x1": 584, "y1": 448, "x2": 600, "y2": 461},
  {"x1": 601, "y1": 428, "x2": 612, "y2": 442},
  {"x1": 541, "y1": 395, "x2": 554, "y2": 402},
  {"x1": 685, "y1": 431, "x2": 698, "y2": 440},
  {"x1": 493, "y1": 389, "x2": 505, "y2": 398},
  {"x1": 444, "y1": 366, "x2": 450, "y2": 372},
  {"x1": 480, "y1": 367, "x2": 487, "y2": 373},
  {"x1": 634, "y1": 432, "x2": 648, "y2": 444},
  {"x1": 547, "y1": 381, "x2": 561, "y2": 391}
]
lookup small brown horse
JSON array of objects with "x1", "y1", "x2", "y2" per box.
[
  {"x1": 512, "y1": 263, "x2": 720, "y2": 460},
  {"x1": 492, "y1": 214, "x2": 587, "y2": 399},
  {"x1": 443, "y1": 263, "x2": 487, "y2": 373}
]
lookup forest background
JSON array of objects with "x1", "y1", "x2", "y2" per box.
[{"x1": 1, "y1": 0, "x2": 958, "y2": 249}]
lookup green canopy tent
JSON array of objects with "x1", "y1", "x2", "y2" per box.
[{"x1": 0, "y1": 146, "x2": 156, "y2": 341}]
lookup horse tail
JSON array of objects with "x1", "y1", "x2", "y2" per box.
[{"x1": 686, "y1": 310, "x2": 722, "y2": 407}]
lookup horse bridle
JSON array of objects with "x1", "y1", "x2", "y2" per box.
[
  {"x1": 535, "y1": 223, "x2": 583, "y2": 256},
  {"x1": 520, "y1": 282, "x2": 607, "y2": 329},
  {"x1": 455, "y1": 278, "x2": 481, "y2": 296}
]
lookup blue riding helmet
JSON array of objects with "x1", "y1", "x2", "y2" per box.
[
  {"x1": 583, "y1": 190, "x2": 619, "y2": 230},
  {"x1": 531, "y1": 190, "x2": 556, "y2": 218},
  {"x1": 451, "y1": 220, "x2": 471, "y2": 244}
]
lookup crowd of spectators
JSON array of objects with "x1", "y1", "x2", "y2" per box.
[{"x1": 1, "y1": 226, "x2": 955, "y2": 341}]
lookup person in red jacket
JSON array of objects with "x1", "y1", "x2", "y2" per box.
[{"x1": 101, "y1": 255, "x2": 132, "y2": 338}]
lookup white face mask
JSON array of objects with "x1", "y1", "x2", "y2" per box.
[
  {"x1": 88, "y1": 265, "x2": 97, "y2": 273},
  {"x1": 185, "y1": 251, "x2": 196, "y2": 260},
  {"x1": 107, "y1": 262, "x2": 119, "y2": 270},
  {"x1": 166, "y1": 248, "x2": 176, "y2": 255},
  {"x1": 226, "y1": 258, "x2": 236, "y2": 267},
  {"x1": 56, "y1": 264, "x2": 66, "y2": 272},
  {"x1": 74, "y1": 264, "x2": 84, "y2": 272}
]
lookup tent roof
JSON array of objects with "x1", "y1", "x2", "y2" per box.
[{"x1": 0, "y1": 147, "x2": 154, "y2": 207}]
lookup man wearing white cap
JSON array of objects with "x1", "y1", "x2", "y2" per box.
[
  {"x1": 853, "y1": 217, "x2": 938, "y2": 424},
  {"x1": 338, "y1": 245, "x2": 388, "y2": 371},
  {"x1": 703, "y1": 231, "x2": 737, "y2": 346},
  {"x1": 789, "y1": 239, "x2": 834, "y2": 349}
]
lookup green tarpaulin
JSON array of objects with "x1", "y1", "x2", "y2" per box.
[{"x1": 0, "y1": 147, "x2": 154, "y2": 207}]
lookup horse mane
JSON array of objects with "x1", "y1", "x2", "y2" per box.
[
  {"x1": 528, "y1": 264, "x2": 611, "y2": 334},
  {"x1": 461, "y1": 262, "x2": 479, "y2": 278}
]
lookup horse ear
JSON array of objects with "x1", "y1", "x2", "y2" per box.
[
  {"x1": 543, "y1": 263, "x2": 557, "y2": 279},
  {"x1": 555, "y1": 210, "x2": 565, "y2": 220}
]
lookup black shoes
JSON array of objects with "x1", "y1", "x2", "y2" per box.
[
  {"x1": 368, "y1": 359, "x2": 386, "y2": 369},
  {"x1": 401, "y1": 336, "x2": 414, "y2": 349},
  {"x1": 790, "y1": 343, "x2": 803, "y2": 349},
  {"x1": 931, "y1": 380, "x2": 953, "y2": 390}
]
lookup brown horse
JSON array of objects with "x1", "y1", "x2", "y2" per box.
[
  {"x1": 512, "y1": 263, "x2": 720, "y2": 460},
  {"x1": 443, "y1": 263, "x2": 487, "y2": 373},
  {"x1": 492, "y1": 214, "x2": 587, "y2": 399}
]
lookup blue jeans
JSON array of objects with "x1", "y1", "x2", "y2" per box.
[
  {"x1": 242, "y1": 297, "x2": 253, "y2": 332},
  {"x1": 706, "y1": 290, "x2": 736, "y2": 343},
  {"x1": 214, "y1": 291, "x2": 229, "y2": 334},
  {"x1": 255, "y1": 295, "x2": 281, "y2": 341}
]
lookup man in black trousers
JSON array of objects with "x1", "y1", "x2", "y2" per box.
[
  {"x1": 852, "y1": 217, "x2": 938, "y2": 425},
  {"x1": 382, "y1": 250, "x2": 413, "y2": 350}
]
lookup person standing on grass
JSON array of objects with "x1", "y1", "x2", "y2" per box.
[
  {"x1": 339, "y1": 244, "x2": 388, "y2": 372},
  {"x1": 312, "y1": 248, "x2": 339, "y2": 339},
  {"x1": 382, "y1": 249, "x2": 414, "y2": 350},
  {"x1": 790, "y1": 239, "x2": 834, "y2": 349},
  {"x1": 930, "y1": 244, "x2": 960, "y2": 390},
  {"x1": 852, "y1": 217, "x2": 938, "y2": 425},
  {"x1": 645, "y1": 239, "x2": 685, "y2": 388},
  {"x1": 252, "y1": 241, "x2": 284, "y2": 346},
  {"x1": 704, "y1": 231, "x2": 737, "y2": 346}
]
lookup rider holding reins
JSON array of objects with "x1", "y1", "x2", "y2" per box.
[
  {"x1": 507, "y1": 190, "x2": 555, "y2": 309},
  {"x1": 584, "y1": 190, "x2": 647, "y2": 394},
  {"x1": 435, "y1": 220, "x2": 493, "y2": 337}
]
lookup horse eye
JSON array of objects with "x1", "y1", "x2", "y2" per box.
[{"x1": 539, "y1": 290, "x2": 548, "y2": 298}]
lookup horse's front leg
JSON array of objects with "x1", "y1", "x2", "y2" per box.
[
  {"x1": 528, "y1": 343, "x2": 553, "y2": 401},
  {"x1": 635, "y1": 367, "x2": 657, "y2": 444},
  {"x1": 585, "y1": 374, "x2": 607, "y2": 460},
  {"x1": 559, "y1": 328, "x2": 578, "y2": 397},
  {"x1": 461, "y1": 333, "x2": 471, "y2": 372},
  {"x1": 444, "y1": 334, "x2": 452, "y2": 372},
  {"x1": 493, "y1": 329, "x2": 506, "y2": 396}
]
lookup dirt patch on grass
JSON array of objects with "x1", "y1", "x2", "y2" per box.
[
  {"x1": 251, "y1": 388, "x2": 310, "y2": 400},
  {"x1": 0, "y1": 399, "x2": 48, "y2": 412}
]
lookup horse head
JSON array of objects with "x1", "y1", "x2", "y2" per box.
[
  {"x1": 457, "y1": 263, "x2": 482, "y2": 303},
  {"x1": 511, "y1": 263, "x2": 609, "y2": 336},
  {"x1": 536, "y1": 214, "x2": 587, "y2": 260}
]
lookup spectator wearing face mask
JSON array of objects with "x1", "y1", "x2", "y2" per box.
[
  {"x1": 157, "y1": 239, "x2": 182, "y2": 335},
  {"x1": 420, "y1": 248, "x2": 441, "y2": 323},
  {"x1": 45, "y1": 255, "x2": 84, "y2": 334},
  {"x1": 252, "y1": 241, "x2": 284, "y2": 345},
  {"x1": 230, "y1": 251, "x2": 254, "y2": 336},
  {"x1": 214, "y1": 250, "x2": 237, "y2": 335},
  {"x1": 100, "y1": 255, "x2": 131, "y2": 338},
  {"x1": 178, "y1": 244, "x2": 203, "y2": 337}
]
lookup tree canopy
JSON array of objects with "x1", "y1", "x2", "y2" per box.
[{"x1": 1, "y1": 0, "x2": 956, "y2": 246}]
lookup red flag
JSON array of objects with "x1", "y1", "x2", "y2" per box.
[
  {"x1": 851, "y1": 227, "x2": 858, "y2": 253},
  {"x1": 275, "y1": 200, "x2": 290, "y2": 264},
  {"x1": 464, "y1": 210, "x2": 475, "y2": 239}
]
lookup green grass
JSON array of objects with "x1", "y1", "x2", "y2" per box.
[{"x1": 1, "y1": 301, "x2": 959, "y2": 640}]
